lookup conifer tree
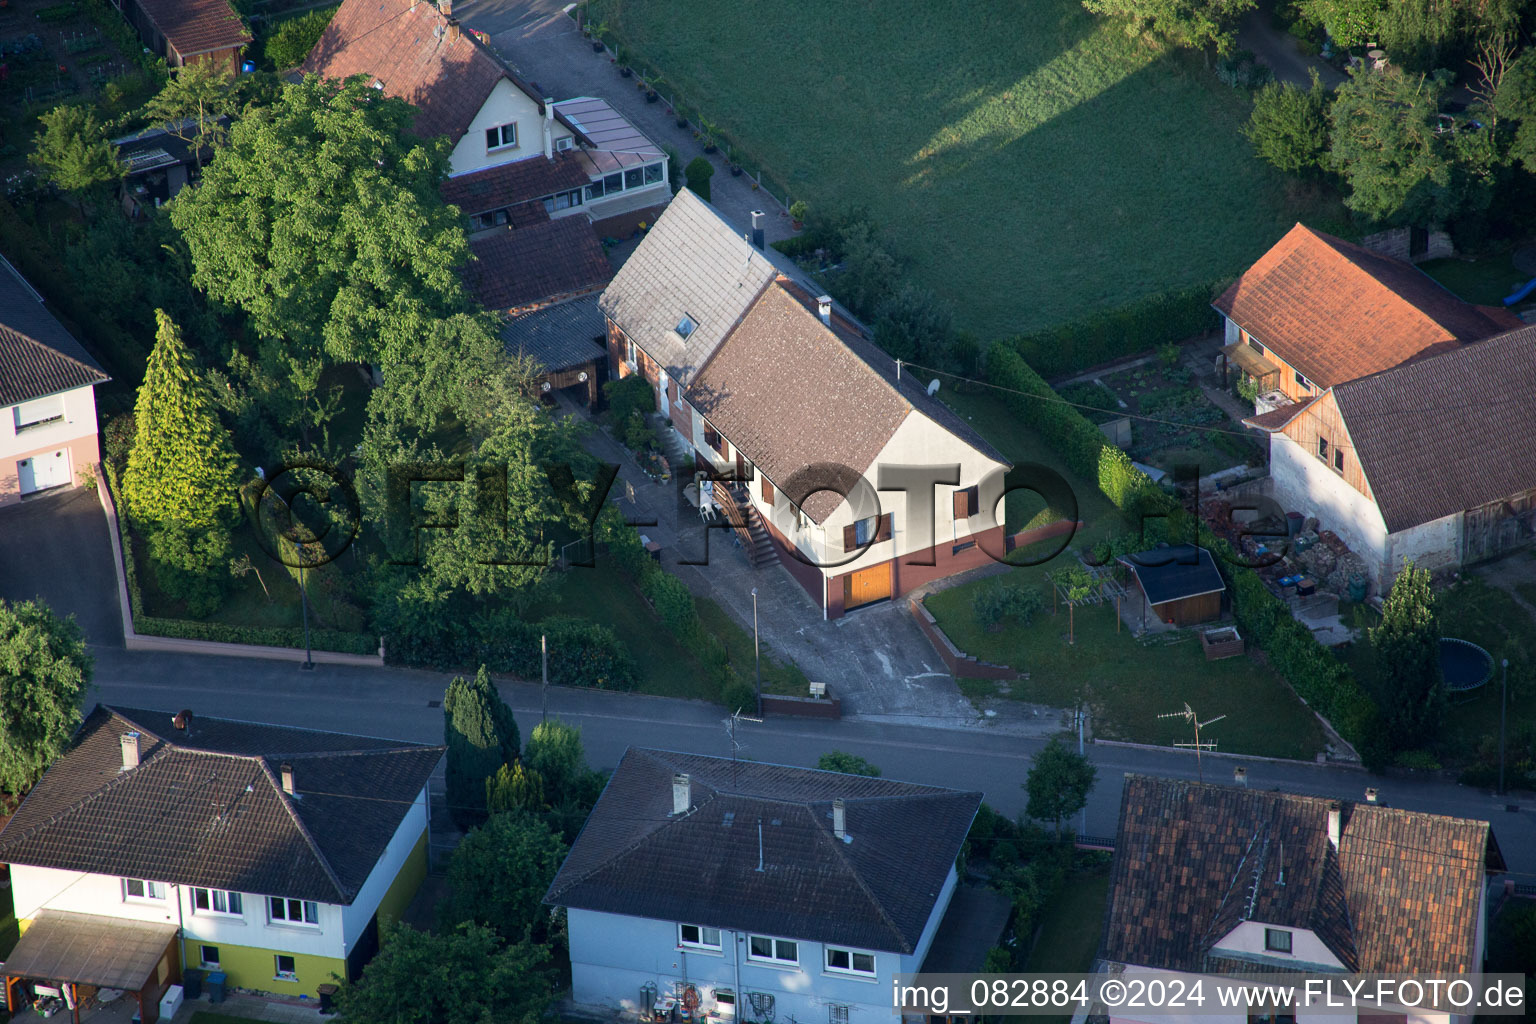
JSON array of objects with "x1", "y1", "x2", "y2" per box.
[
  {"x1": 444, "y1": 666, "x2": 520, "y2": 827},
  {"x1": 122, "y1": 310, "x2": 243, "y2": 531},
  {"x1": 1372, "y1": 562, "x2": 1444, "y2": 749}
]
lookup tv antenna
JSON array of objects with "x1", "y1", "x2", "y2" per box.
[
  {"x1": 1157, "y1": 701, "x2": 1226, "y2": 782},
  {"x1": 725, "y1": 708, "x2": 761, "y2": 789}
]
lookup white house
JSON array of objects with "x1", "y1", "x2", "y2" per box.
[
  {"x1": 0, "y1": 254, "x2": 109, "y2": 506},
  {"x1": 545, "y1": 748, "x2": 982, "y2": 1024},
  {"x1": 1098, "y1": 775, "x2": 1503, "y2": 1024},
  {"x1": 0, "y1": 706, "x2": 442, "y2": 1020},
  {"x1": 304, "y1": 0, "x2": 669, "y2": 235},
  {"x1": 600, "y1": 190, "x2": 1014, "y2": 618}
]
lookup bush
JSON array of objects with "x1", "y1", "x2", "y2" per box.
[
  {"x1": 684, "y1": 156, "x2": 714, "y2": 201},
  {"x1": 1244, "y1": 73, "x2": 1332, "y2": 178},
  {"x1": 1001, "y1": 280, "x2": 1225, "y2": 377},
  {"x1": 788, "y1": 199, "x2": 808, "y2": 222},
  {"x1": 386, "y1": 607, "x2": 638, "y2": 690},
  {"x1": 973, "y1": 583, "x2": 1044, "y2": 629},
  {"x1": 263, "y1": 7, "x2": 337, "y2": 70},
  {"x1": 642, "y1": 570, "x2": 699, "y2": 642},
  {"x1": 603, "y1": 373, "x2": 654, "y2": 426},
  {"x1": 144, "y1": 522, "x2": 232, "y2": 617},
  {"x1": 721, "y1": 678, "x2": 757, "y2": 714},
  {"x1": 1216, "y1": 50, "x2": 1274, "y2": 90}
]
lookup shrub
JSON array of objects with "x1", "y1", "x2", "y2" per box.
[
  {"x1": 386, "y1": 607, "x2": 638, "y2": 690},
  {"x1": 1244, "y1": 72, "x2": 1332, "y2": 178},
  {"x1": 263, "y1": 7, "x2": 337, "y2": 70},
  {"x1": 973, "y1": 583, "x2": 1044, "y2": 629},
  {"x1": 684, "y1": 156, "x2": 714, "y2": 201},
  {"x1": 603, "y1": 373, "x2": 654, "y2": 425},
  {"x1": 1216, "y1": 50, "x2": 1274, "y2": 90},
  {"x1": 721, "y1": 678, "x2": 757, "y2": 714},
  {"x1": 144, "y1": 522, "x2": 232, "y2": 617},
  {"x1": 642, "y1": 570, "x2": 698, "y2": 642}
]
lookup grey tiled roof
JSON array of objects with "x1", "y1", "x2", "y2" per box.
[
  {"x1": 0, "y1": 706, "x2": 442, "y2": 905},
  {"x1": 544, "y1": 747, "x2": 981, "y2": 953},
  {"x1": 1332, "y1": 323, "x2": 1536, "y2": 532},
  {"x1": 1102, "y1": 775, "x2": 1497, "y2": 976},
  {"x1": 1116, "y1": 545, "x2": 1225, "y2": 605},
  {"x1": 501, "y1": 295, "x2": 606, "y2": 371},
  {"x1": 598, "y1": 188, "x2": 782, "y2": 383},
  {"x1": 0, "y1": 255, "x2": 109, "y2": 407}
]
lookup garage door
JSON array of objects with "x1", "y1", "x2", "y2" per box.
[
  {"x1": 844, "y1": 563, "x2": 893, "y2": 610},
  {"x1": 18, "y1": 449, "x2": 70, "y2": 495}
]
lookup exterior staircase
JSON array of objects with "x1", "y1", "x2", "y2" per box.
[
  {"x1": 657, "y1": 417, "x2": 693, "y2": 471},
  {"x1": 714, "y1": 482, "x2": 780, "y2": 569}
]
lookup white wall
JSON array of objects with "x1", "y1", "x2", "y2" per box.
[
  {"x1": 9, "y1": 864, "x2": 346, "y2": 959},
  {"x1": 339, "y1": 787, "x2": 428, "y2": 947},
  {"x1": 1384, "y1": 512, "x2": 1463, "y2": 582},
  {"x1": 446, "y1": 79, "x2": 569, "y2": 175},
  {"x1": 1269, "y1": 434, "x2": 1389, "y2": 586},
  {"x1": 0, "y1": 385, "x2": 98, "y2": 460},
  {"x1": 1209, "y1": 921, "x2": 1347, "y2": 970}
]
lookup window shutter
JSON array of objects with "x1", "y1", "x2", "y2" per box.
[
  {"x1": 762, "y1": 478, "x2": 775, "y2": 506},
  {"x1": 953, "y1": 490, "x2": 969, "y2": 520},
  {"x1": 843, "y1": 524, "x2": 858, "y2": 552},
  {"x1": 876, "y1": 513, "x2": 893, "y2": 542}
]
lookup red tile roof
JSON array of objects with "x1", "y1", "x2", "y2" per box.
[
  {"x1": 441, "y1": 152, "x2": 591, "y2": 215},
  {"x1": 302, "y1": 0, "x2": 540, "y2": 145},
  {"x1": 138, "y1": 0, "x2": 250, "y2": 59},
  {"x1": 1214, "y1": 224, "x2": 1521, "y2": 388},
  {"x1": 466, "y1": 218, "x2": 612, "y2": 312}
]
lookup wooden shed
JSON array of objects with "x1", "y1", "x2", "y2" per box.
[{"x1": 1118, "y1": 545, "x2": 1226, "y2": 628}]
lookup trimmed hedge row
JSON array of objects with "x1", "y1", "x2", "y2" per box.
[
  {"x1": 104, "y1": 463, "x2": 380, "y2": 657},
  {"x1": 1001, "y1": 279, "x2": 1226, "y2": 378},
  {"x1": 383, "y1": 607, "x2": 638, "y2": 689},
  {"x1": 984, "y1": 341, "x2": 1383, "y2": 761}
]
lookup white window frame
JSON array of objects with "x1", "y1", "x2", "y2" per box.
[
  {"x1": 485, "y1": 122, "x2": 518, "y2": 152},
  {"x1": 1295, "y1": 372, "x2": 1313, "y2": 392},
  {"x1": 14, "y1": 395, "x2": 64, "y2": 431},
  {"x1": 824, "y1": 946, "x2": 876, "y2": 977},
  {"x1": 747, "y1": 935, "x2": 798, "y2": 966},
  {"x1": 678, "y1": 923, "x2": 722, "y2": 950},
  {"x1": 274, "y1": 953, "x2": 298, "y2": 981},
  {"x1": 123, "y1": 878, "x2": 166, "y2": 902},
  {"x1": 199, "y1": 944, "x2": 221, "y2": 968},
  {"x1": 192, "y1": 888, "x2": 244, "y2": 916},
  {"x1": 1264, "y1": 927, "x2": 1292, "y2": 953},
  {"x1": 267, "y1": 896, "x2": 320, "y2": 927}
]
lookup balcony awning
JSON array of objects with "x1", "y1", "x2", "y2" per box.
[
  {"x1": 3, "y1": 911, "x2": 177, "y2": 991},
  {"x1": 1221, "y1": 342, "x2": 1279, "y2": 379}
]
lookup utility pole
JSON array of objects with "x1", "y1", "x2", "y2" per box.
[
  {"x1": 751, "y1": 587, "x2": 761, "y2": 717},
  {"x1": 541, "y1": 634, "x2": 549, "y2": 725},
  {"x1": 298, "y1": 561, "x2": 314, "y2": 671},
  {"x1": 1158, "y1": 702, "x2": 1225, "y2": 782},
  {"x1": 1499, "y1": 658, "x2": 1509, "y2": 796},
  {"x1": 1077, "y1": 704, "x2": 1088, "y2": 838}
]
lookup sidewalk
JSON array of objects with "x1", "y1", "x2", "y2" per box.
[{"x1": 464, "y1": 0, "x2": 799, "y2": 245}]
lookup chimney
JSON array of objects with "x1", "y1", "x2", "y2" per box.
[
  {"x1": 1233, "y1": 766, "x2": 1247, "y2": 786},
  {"x1": 120, "y1": 732, "x2": 141, "y2": 771},
  {"x1": 280, "y1": 763, "x2": 296, "y2": 796},
  {"x1": 1326, "y1": 801, "x2": 1341, "y2": 849},
  {"x1": 438, "y1": 0, "x2": 451, "y2": 14},
  {"x1": 750, "y1": 210, "x2": 765, "y2": 250},
  {"x1": 816, "y1": 295, "x2": 832, "y2": 327},
  {"x1": 1364, "y1": 787, "x2": 1378, "y2": 803},
  {"x1": 447, "y1": 18, "x2": 460, "y2": 43},
  {"x1": 832, "y1": 798, "x2": 847, "y2": 841},
  {"x1": 672, "y1": 773, "x2": 691, "y2": 815},
  {"x1": 172, "y1": 709, "x2": 193, "y2": 733}
]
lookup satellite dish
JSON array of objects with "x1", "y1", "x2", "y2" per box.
[
  {"x1": 577, "y1": 371, "x2": 589, "y2": 382},
  {"x1": 540, "y1": 381, "x2": 552, "y2": 392},
  {"x1": 926, "y1": 378, "x2": 941, "y2": 396}
]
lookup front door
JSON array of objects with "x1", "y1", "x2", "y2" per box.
[
  {"x1": 844, "y1": 563, "x2": 893, "y2": 610},
  {"x1": 18, "y1": 449, "x2": 70, "y2": 495},
  {"x1": 658, "y1": 369, "x2": 670, "y2": 416}
]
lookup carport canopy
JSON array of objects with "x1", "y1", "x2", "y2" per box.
[
  {"x1": 1117, "y1": 545, "x2": 1226, "y2": 606},
  {"x1": 4, "y1": 910, "x2": 177, "y2": 990}
]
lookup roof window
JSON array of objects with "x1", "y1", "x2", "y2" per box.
[{"x1": 675, "y1": 314, "x2": 698, "y2": 339}]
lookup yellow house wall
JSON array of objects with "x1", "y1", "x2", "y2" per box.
[
  {"x1": 373, "y1": 828, "x2": 428, "y2": 930},
  {"x1": 180, "y1": 939, "x2": 345, "y2": 999}
]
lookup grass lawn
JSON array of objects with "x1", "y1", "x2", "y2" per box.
[
  {"x1": 1022, "y1": 868, "x2": 1111, "y2": 1024},
  {"x1": 598, "y1": 0, "x2": 1330, "y2": 339},
  {"x1": 932, "y1": 575, "x2": 1327, "y2": 759},
  {"x1": 538, "y1": 567, "x2": 805, "y2": 702},
  {"x1": 1419, "y1": 249, "x2": 1535, "y2": 308}
]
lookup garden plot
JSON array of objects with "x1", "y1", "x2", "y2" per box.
[{"x1": 0, "y1": 0, "x2": 145, "y2": 149}]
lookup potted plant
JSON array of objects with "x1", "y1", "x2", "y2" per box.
[
  {"x1": 588, "y1": 19, "x2": 607, "y2": 50},
  {"x1": 700, "y1": 119, "x2": 719, "y2": 153},
  {"x1": 646, "y1": 86, "x2": 659, "y2": 102},
  {"x1": 675, "y1": 107, "x2": 688, "y2": 128},
  {"x1": 727, "y1": 146, "x2": 742, "y2": 175},
  {"x1": 615, "y1": 46, "x2": 631, "y2": 75},
  {"x1": 789, "y1": 199, "x2": 807, "y2": 230}
]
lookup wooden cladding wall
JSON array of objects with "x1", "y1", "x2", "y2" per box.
[{"x1": 1279, "y1": 391, "x2": 1374, "y2": 503}]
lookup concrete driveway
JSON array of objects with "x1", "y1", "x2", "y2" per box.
[{"x1": 0, "y1": 486, "x2": 123, "y2": 647}]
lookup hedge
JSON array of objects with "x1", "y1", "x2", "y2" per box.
[
  {"x1": 104, "y1": 463, "x2": 380, "y2": 657},
  {"x1": 1001, "y1": 279, "x2": 1226, "y2": 378},
  {"x1": 384, "y1": 606, "x2": 638, "y2": 690},
  {"x1": 984, "y1": 342, "x2": 1383, "y2": 761}
]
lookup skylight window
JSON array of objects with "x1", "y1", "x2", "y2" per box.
[{"x1": 675, "y1": 314, "x2": 698, "y2": 339}]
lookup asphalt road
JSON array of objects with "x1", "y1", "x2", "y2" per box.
[{"x1": 89, "y1": 645, "x2": 1536, "y2": 880}]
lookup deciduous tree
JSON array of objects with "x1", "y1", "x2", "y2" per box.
[
  {"x1": 1244, "y1": 70, "x2": 1334, "y2": 176},
  {"x1": 1370, "y1": 561, "x2": 1444, "y2": 749},
  {"x1": 440, "y1": 810, "x2": 567, "y2": 944},
  {"x1": 139, "y1": 61, "x2": 237, "y2": 168},
  {"x1": 1081, "y1": 0, "x2": 1256, "y2": 53},
  {"x1": 0, "y1": 599, "x2": 92, "y2": 796},
  {"x1": 29, "y1": 104, "x2": 123, "y2": 213},
  {"x1": 122, "y1": 310, "x2": 243, "y2": 531},
  {"x1": 1297, "y1": 0, "x2": 1388, "y2": 49},
  {"x1": 1496, "y1": 47, "x2": 1536, "y2": 172},
  {"x1": 1024, "y1": 738, "x2": 1096, "y2": 838},
  {"x1": 444, "y1": 666, "x2": 520, "y2": 827},
  {"x1": 1329, "y1": 67, "x2": 1460, "y2": 226},
  {"x1": 816, "y1": 751, "x2": 882, "y2": 776}
]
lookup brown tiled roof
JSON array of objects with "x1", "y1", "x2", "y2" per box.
[
  {"x1": 302, "y1": 0, "x2": 543, "y2": 144},
  {"x1": 1332, "y1": 323, "x2": 1536, "y2": 532},
  {"x1": 1103, "y1": 776, "x2": 1494, "y2": 975},
  {"x1": 0, "y1": 706, "x2": 442, "y2": 905},
  {"x1": 544, "y1": 747, "x2": 982, "y2": 954},
  {"x1": 1214, "y1": 224, "x2": 1520, "y2": 388},
  {"x1": 441, "y1": 152, "x2": 591, "y2": 215},
  {"x1": 0, "y1": 255, "x2": 109, "y2": 407},
  {"x1": 137, "y1": 0, "x2": 249, "y2": 58},
  {"x1": 466, "y1": 218, "x2": 612, "y2": 311},
  {"x1": 1241, "y1": 395, "x2": 1318, "y2": 432}
]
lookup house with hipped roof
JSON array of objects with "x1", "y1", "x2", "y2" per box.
[
  {"x1": 601, "y1": 190, "x2": 1013, "y2": 618},
  {"x1": 1099, "y1": 775, "x2": 1505, "y2": 1024},
  {"x1": 304, "y1": 0, "x2": 669, "y2": 237},
  {"x1": 0, "y1": 254, "x2": 109, "y2": 506},
  {"x1": 544, "y1": 748, "x2": 982, "y2": 1024},
  {"x1": 1217, "y1": 225, "x2": 1536, "y2": 592},
  {"x1": 0, "y1": 706, "x2": 442, "y2": 1015}
]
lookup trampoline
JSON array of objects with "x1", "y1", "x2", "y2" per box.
[{"x1": 1440, "y1": 638, "x2": 1494, "y2": 692}]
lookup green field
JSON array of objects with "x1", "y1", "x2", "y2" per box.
[{"x1": 600, "y1": 0, "x2": 1322, "y2": 338}]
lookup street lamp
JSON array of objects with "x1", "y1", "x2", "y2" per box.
[
  {"x1": 298, "y1": 561, "x2": 314, "y2": 671},
  {"x1": 1499, "y1": 658, "x2": 1509, "y2": 795},
  {"x1": 751, "y1": 587, "x2": 761, "y2": 717}
]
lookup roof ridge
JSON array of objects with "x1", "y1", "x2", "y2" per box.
[
  {"x1": 0, "y1": 738, "x2": 178, "y2": 847},
  {"x1": 544, "y1": 791, "x2": 709, "y2": 902},
  {"x1": 105, "y1": 704, "x2": 432, "y2": 749},
  {"x1": 255, "y1": 758, "x2": 352, "y2": 903},
  {"x1": 810, "y1": 806, "x2": 911, "y2": 953}
]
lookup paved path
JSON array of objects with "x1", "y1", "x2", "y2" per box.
[
  {"x1": 1236, "y1": 4, "x2": 1345, "y2": 89},
  {"x1": 454, "y1": 0, "x2": 798, "y2": 245},
  {"x1": 0, "y1": 486, "x2": 123, "y2": 646}
]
